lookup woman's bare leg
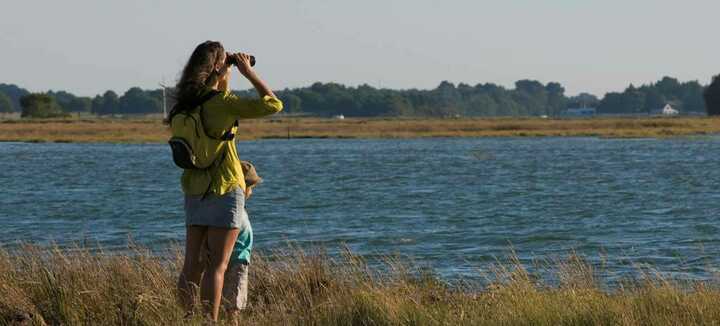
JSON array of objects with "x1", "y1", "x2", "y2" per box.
[
  {"x1": 201, "y1": 227, "x2": 240, "y2": 321},
  {"x1": 178, "y1": 226, "x2": 208, "y2": 313}
]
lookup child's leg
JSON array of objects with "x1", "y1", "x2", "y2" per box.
[
  {"x1": 222, "y1": 262, "x2": 249, "y2": 312},
  {"x1": 223, "y1": 200, "x2": 253, "y2": 313}
]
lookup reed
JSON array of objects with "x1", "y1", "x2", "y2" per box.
[
  {"x1": 1, "y1": 245, "x2": 719, "y2": 325},
  {"x1": 2, "y1": 116, "x2": 720, "y2": 143}
]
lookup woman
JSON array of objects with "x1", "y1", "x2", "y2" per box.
[{"x1": 168, "y1": 40, "x2": 283, "y2": 321}]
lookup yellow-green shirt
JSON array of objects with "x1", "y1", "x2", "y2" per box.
[{"x1": 177, "y1": 88, "x2": 283, "y2": 196}]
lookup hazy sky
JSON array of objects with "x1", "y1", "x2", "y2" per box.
[{"x1": 1, "y1": 0, "x2": 718, "y2": 97}]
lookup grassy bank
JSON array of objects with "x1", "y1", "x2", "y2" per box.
[
  {"x1": 2, "y1": 246, "x2": 720, "y2": 325},
  {"x1": 2, "y1": 116, "x2": 720, "y2": 143}
]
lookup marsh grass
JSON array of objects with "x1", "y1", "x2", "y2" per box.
[
  {"x1": 2, "y1": 244, "x2": 720, "y2": 325},
  {"x1": 2, "y1": 116, "x2": 720, "y2": 143}
]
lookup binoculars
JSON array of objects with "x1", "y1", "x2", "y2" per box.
[{"x1": 226, "y1": 53, "x2": 256, "y2": 67}]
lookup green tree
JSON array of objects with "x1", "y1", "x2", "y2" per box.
[
  {"x1": 279, "y1": 93, "x2": 302, "y2": 114},
  {"x1": 91, "y1": 95, "x2": 105, "y2": 114},
  {"x1": 92, "y1": 90, "x2": 120, "y2": 115},
  {"x1": 623, "y1": 85, "x2": 646, "y2": 113},
  {"x1": 597, "y1": 93, "x2": 624, "y2": 114},
  {"x1": 466, "y1": 94, "x2": 498, "y2": 116},
  {"x1": 384, "y1": 94, "x2": 413, "y2": 116},
  {"x1": 705, "y1": 75, "x2": 720, "y2": 116},
  {"x1": 48, "y1": 91, "x2": 75, "y2": 112},
  {"x1": 435, "y1": 81, "x2": 460, "y2": 104},
  {"x1": 545, "y1": 82, "x2": 566, "y2": 116},
  {"x1": 0, "y1": 83, "x2": 30, "y2": 110},
  {"x1": 643, "y1": 88, "x2": 666, "y2": 112},
  {"x1": 67, "y1": 97, "x2": 92, "y2": 112},
  {"x1": 119, "y1": 87, "x2": 161, "y2": 114},
  {"x1": 0, "y1": 91, "x2": 14, "y2": 113},
  {"x1": 655, "y1": 76, "x2": 681, "y2": 98},
  {"x1": 20, "y1": 94, "x2": 67, "y2": 118},
  {"x1": 566, "y1": 93, "x2": 599, "y2": 109},
  {"x1": 679, "y1": 81, "x2": 706, "y2": 112},
  {"x1": 49, "y1": 90, "x2": 92, "y2": 112},
  {"x1": 513, "y1": 80, "x2": 547, "y2": 115}
]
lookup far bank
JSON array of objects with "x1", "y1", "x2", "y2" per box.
[{"x1": 2, "y1": 116, "x2": 720, "y2": 143}]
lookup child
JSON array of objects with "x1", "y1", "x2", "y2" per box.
[{"x1": 200, "y1": 161, "x2": 261, "y2": 314}]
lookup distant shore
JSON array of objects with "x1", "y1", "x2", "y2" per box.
[{"x1": 2, "y1": 116, "x2": 720, "y2": 143}]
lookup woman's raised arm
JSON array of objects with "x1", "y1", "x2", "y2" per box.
[
  {"x1": 230, "y1": 52, "x2": 277, "y2": 99},
  {"x1": 221, "y1": 52, "x2": 283, "y2": 119}
]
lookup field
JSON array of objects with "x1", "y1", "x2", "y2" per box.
[
  {"x1": 2, "y1": 245, "x2": 720, "y2": 325},
  {"x1": 2, "y1": 116, "x2": 720, "y2": 143}
]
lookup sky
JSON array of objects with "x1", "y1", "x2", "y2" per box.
[{"x1": 1, "y1": 0, "x2": 718, "y2": 97}]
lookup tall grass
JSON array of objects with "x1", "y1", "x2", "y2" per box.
[
  {"x1": 3, "y1": 116, "x2": 720, "y2": 143},
  {"x1": 2, "y1": 245, "x2": 720, "y2": 325}
]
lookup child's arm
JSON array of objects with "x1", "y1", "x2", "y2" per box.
[{"x1": 245, "y1": 185, "x2": 254, "y2": 200}]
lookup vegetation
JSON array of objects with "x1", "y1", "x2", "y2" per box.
[
  {"x1": 0, "y1": 75, "x2": 714, "y2": 118},
  {"x1": 597, "y1": 77, "x2": 706, "y2": 114},
  {"x1": 2, "y1": 245, "x2": 720, "y2": 325},
  {"x1": 705, "y1": 75, "x2": 720, "y2": 116},
  {"x1": 47, "y1": 90, "x2": 91, "y2": 113},
  {"x1": 0, "y1": 91, "x2": 14, "y2": 113},
  {"x1": 2, "y1": 116, "x2": 720, "y2": 143},
  {"x1": 19, "y1": 94, "x2": 68, "y2": 118},
  {"x1": 87, "y1": 88, "x2": 161, "y2": 115},
  {"x1": 268, "y1": 80, "x2": 570, "y2": 117},
  {"x1": 0, "y1": 83, "x2": 29, "y2": 111}
]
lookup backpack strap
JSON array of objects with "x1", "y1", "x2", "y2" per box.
[
  {"x1": 196, "y1": 91, "x2": 238, "y2": 141},
  {"x1": 200, "y1": 146, "x2": 229, "y2": 200},
  {"x1": 171, "y1": 89, "x2": 221, "y2": 117},
  {"x1": 193, "y1": 89, "x2": 222, "y2": 109}
]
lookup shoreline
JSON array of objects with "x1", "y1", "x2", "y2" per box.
[{"x1": 2, "y1": 116, "x2": 720, "y2": 143}]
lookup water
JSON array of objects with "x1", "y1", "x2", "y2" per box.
[{"x1": 2, "y1": 137, "x2": 720, "y2": 281}]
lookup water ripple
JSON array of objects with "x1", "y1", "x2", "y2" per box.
[{"x1": 2, "y1": 137, "x2": 720, "y2": 280}]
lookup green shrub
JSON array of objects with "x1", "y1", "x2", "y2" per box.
[{"x1": 20, "y1": 94, "x2": 68, "y2": 118}]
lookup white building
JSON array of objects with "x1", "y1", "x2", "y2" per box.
[{"x1": 652, "y1": 104, "x2": 679, "y2": 116}]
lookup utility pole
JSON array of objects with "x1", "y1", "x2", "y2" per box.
[{"x1": 159, "y1": 83, "x2": 168, "y2": 119}]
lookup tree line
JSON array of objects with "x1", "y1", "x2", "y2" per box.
[
  {"x1": 0, "y1": 84, "x2": 163, "y2": 118},
  {"x1": 1, "y1": 76, "x2": 718, "y2": 118}
]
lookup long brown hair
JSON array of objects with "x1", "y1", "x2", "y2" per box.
[{"x1": 165, "y1": 41, "x2": 225, "y2": 124}]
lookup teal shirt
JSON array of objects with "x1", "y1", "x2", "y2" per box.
[{"x1": 231, "y1": 223, "x2": 253, "y2": 265}]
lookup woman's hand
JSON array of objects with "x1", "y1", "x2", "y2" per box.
[
  {"x1": 229, "y1": 52, "x2": 255, "y2": 78},
  {"x1": 229, "y1": 52, "x2": 277, "y2": 99},
  {"x1": 244, "y1": 186, "x2": 253, "y2": 200}
]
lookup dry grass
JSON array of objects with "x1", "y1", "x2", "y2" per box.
[
  {"x1": 2, "y1": 245, "x2": 720, "y2": 325},
  {"x1": 2, "y1": 116, "x2": 720, "y2": 143}
]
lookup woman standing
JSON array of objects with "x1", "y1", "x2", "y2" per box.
[{"x1": 168, "y1": 41, "x2": 283, "y2": 321}]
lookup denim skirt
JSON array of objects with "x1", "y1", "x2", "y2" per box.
[{"x1": 184, "y1": 187, "x2": 249, "y2": 229}]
